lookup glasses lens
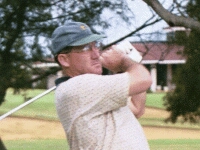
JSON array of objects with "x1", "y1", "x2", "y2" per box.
[
  {"x1": 72, "y1": 41, "x2": 102, "y2": 53},
  {"x1": 94, "y1": 41, "x2": 102, "y2": 50},
  {"x1": 82, "y1": 41, "x2": 102, "y2": 51},
  {"x1": 82, "y1": 45, "x2": 90, "y2": 51}
]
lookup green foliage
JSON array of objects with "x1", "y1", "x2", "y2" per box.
[
  {"x1": 164, "y1": 30, "x2": 200, "y2": 123},
  {"x1": 166, "y1": 31, "x2": 189, "y2": 45},
  {"x1": 187, "y1": 0, "x2": 200, "y2": 21},
  {"x1": 0, "y1": 0, "x2": 58, "y2": 105},
  {"x1": 0, "y1": 0, "x2": 134, "y2": 105},
  {"x1": 164, "y1": 14, "x2": 200, "y2": 123}
]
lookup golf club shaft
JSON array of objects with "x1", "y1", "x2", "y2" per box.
[
  {"x1": 0, "y1": 86, "x2": 56, "y2": 121},
  {"x1": 0, "y1": 41, "x2": 136, "y2": 121},
  {"x1": 0, "y1": 43, "x2": 110, "y2": 121}
]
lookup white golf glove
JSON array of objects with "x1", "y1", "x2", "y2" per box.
[{"x1": 116, "y1": 40, "x2": 142, "y2": 63}]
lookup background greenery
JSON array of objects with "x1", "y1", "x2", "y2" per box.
[
  {"x1": 3, "y1": 139, "x2": 200, "y2": 150},
  {"x1": 1, "y1": 90, "x2": 166, "y2": 117},
  {"x1": 1, "y1": 89, "x2": 57, "y2": 120},
  {"x1": 1, "y1": 89, "x2": 200, "y2": 149},
  {"x1": 1, "y1": 89, "x2": 200, "y2": 129},
  {"x1": 1, "y1": 89, "x2": 165, "y2": 120}
]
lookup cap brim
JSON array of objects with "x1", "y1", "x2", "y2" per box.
[{"x1": 69, "y1": 34, "x2": 106, "y2": 46}]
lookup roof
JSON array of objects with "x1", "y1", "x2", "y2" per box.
[
  {"x1": 132, "y1": 42, "x2": 186, "y2": 64},
  {"x1": 33, "y1": 42, "x2": 186, "y2": 68}
]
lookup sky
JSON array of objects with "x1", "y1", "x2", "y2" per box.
[
  {"x1": 101, "y1": 0, "x2": 174, "y2": 44},
  {"x1": 44, "y1": 0, "x2": 174, "y2": 56}
]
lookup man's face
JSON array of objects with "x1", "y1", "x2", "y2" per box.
[{"x1": 66, "y1": 42, "x2": 103, "y2": 76}]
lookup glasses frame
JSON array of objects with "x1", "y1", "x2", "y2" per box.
[
  {"x1": 70, "y1": 41, "x2": 102, "y2": 53},
  {"x1": 54, "y1": 41, "x2": 103, "y2": 64}
]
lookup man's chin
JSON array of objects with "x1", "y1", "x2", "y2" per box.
[{"x1": 92, "y1": 67, "x2": 103, "y2": 75}]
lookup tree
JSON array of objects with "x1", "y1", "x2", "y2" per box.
[
  {"x1": 164, "y1": 33, "x2": 200, "y2": 123},
  {"x1": 0, "y1": 0, "x2": 161, "y2": 106},
  {"x1": 3, "y1": 0, "x2": 200, "y2": 116},
  {"x1": 0, "y1": 0, "x2": 59, "y2": 105},
  {"x1": 114, "y1": 0, "x2": 200, "y2": 123},
  {"x1": 164, "y1": 1, "x2": 200, "y2": 123},
  {"x1": 142, "y1": 0, "x2": 200, "y2": 33},
  {"x1": 119, "y1": 0, "x2": 200, "y2": 123}
]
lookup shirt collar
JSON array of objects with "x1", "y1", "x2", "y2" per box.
[{"x1": 55, "y1": 76, "x2": 71, "y2": 86}]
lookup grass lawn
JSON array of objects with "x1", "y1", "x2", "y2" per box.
[
  {"x1": 1, "y1": 89, "x2": 166, "y2": 120},
  {"x1": 1, "y1": 89, "x2": 200, "y2": 129},
  {"x1": 146, "y1": 92, "x2": 166, "y2": 109},
  {"x1": 149, "y1": 139, "x2": 200, "y2": 150},
  {"x1": 1, "y1": 89, "x2": 200, "y2": 149},
  {"x1": 4, "y1": 139, "x2": 69, "y2": 150},
  {"x1": 4, "y1": 139, "x2": 200, "y2": 150},
  {"x1": 0, "y1": 88, "x2": 57, "y2": 120}
]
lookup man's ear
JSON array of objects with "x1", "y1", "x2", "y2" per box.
[{"x1": 57, "y1": 54, "x2": 70, "y2": 67}]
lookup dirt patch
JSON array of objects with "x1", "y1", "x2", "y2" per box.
[
  {"x1": 144, "y1": 126, "x2": 200, "y2": 140},
  {"x1": 143, "y1": 107, "x2": 170, "y2": 118},
  {"x1": 1, "y1": 108, "x2": 200, "y2": 141},
  {"x1": 0, "y1": 117, "x2": 65, "y2": 140}
]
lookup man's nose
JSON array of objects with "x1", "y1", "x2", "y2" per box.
[{"x1": 91, "y1": 48, "x2": 100, "y2": 58}]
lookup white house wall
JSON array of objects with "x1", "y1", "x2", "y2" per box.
[{"x1": 150, "y1": 64, "x2": 157, "y2": 92}]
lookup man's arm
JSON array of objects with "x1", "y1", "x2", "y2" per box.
[
  {"x1": 128, "y1": 92, "x2": 146, "y2": 118},
  {"x1": 100, "y1": 45, "x2": 152, "y2": 96}
]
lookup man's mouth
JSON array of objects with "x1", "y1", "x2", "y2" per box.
[{"x1": 92, "y1": 62, "x2": 102, "y2": 67}]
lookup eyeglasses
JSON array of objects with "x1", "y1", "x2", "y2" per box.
[
  {"x1": 54, "y1": 41, "x2": 103, "y2": 63},
  {"x1": 71, "y1": 41, "x2": 102, "y2": 53}
]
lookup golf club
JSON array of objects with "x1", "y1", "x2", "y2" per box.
[
  {"x1": 0, "y1": 40, "x2": 141, "y2": 121},
  {"x1": 0, "y1": 86, "x2": 56, "y2": 121}
]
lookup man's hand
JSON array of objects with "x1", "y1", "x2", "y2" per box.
[
  {"x1": 116, "y1": 40, "x2": 142, "y2": 63},
  {"x1": 128, "y1": 92, "x2": 146, "y2": 118},
  {"x1": 101, "y1": 45, "x2": 152, "y2": 95},
  {"x1": 100, "y1": 45, "x2": 127, "y2": 73}
]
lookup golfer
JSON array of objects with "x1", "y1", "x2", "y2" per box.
[{"x1": 51, "y1": 21, "x2": 152, "y2": 150}]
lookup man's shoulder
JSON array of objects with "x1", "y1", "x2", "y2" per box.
[
  {"x1": 72, "y1": 74, "x2": 102, "y2": 81},
  {"x1": 56, "y1": 74, "x2": 102, "y2": 87},
  {"x1": 72, "y1": 73, "x2": 128, "y2": 83},
  {"x1": 56, "y1": 73, "x2": 128, "y2": 89}
]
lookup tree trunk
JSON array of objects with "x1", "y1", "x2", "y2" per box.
[
  {"x1": 0, "y1": 85, "x2": 7, "y2": 106},
  {"x1": 0, "y1": 138, "x2": 7, "y2": 150},
  {"x1": 142, "y1": 0, "x2": 200, "y2": 32}
]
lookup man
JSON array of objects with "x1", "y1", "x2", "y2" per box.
[{"x1": 51, "y1": 21, "x2": 152, "y2": 150}]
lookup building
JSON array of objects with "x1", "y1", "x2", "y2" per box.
[
  {"x1": 133, "y1": 42, "x2": 185, "y2": 92},
  {"x1": 33, "y1": 42, "x2": 186, "y2": 92}
]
